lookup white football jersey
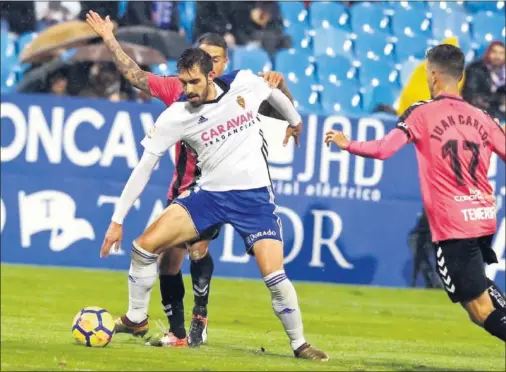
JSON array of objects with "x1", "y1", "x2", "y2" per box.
[{"x1": 141, "y1": 69, "x2": 275, "y2": 191}]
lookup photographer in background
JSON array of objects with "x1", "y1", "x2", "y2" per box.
[{"x1": 408, "y1": 210, "x2": 442, "y2": 289}]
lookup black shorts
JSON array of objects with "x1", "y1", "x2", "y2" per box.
[
  {"x1": 166, "y1": 199, "x2": 221, "y2": 242},
  {"x1": 433, "y1": 235, "x2": 498, "y2": 303}
]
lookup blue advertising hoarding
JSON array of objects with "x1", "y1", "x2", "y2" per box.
[{"x1": 1, "y1": 93, "x2": 504, "y2": 289}]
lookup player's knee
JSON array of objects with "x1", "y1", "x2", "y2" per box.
[
  {"x1": 188, "y1": 241, "x2": 209, "y2": 261},
  {"x1": 134, "y1": 235, "x2": 157, "y2": 253},
  {"x1": 253, "y1": 240, "x2": 284, "y2": 277},
  {"x1": 465, "y1": 299, "x2": 495, "y2": 326},
  {"x1": 158, "y1": 254, "x2": 181, "y2": 276}
]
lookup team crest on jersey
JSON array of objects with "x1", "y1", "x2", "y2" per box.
[{"x1": 237, "y1": 96, "x2": 245, "y2": 109}]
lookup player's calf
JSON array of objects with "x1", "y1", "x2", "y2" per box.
[
  {"x1": 254, "y1": 240, "x2": 329, "y2": 360},
  {"x1": 187, "y1": 241, "x2": 213, "y2": 347},
  {"x1": 464, "y1": 291, "x2": 506, "y2": 341},
  {"x1": 159, "y1": 250, "x2": 187, "y2": 340},
  {"x1": 487, "y1": 278, "x2": 506, "y2": 312}
]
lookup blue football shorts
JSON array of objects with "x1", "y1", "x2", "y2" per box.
[{"x1": 173, "y1": 186, "x2": 283, "y2": 254}]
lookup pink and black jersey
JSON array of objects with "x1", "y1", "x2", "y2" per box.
[
  {"x1": 346, "y1": 93, "x2": 505, "y2": 242},
  {"x1": 147, "y1": 73, "x2": 200, "y2": 200},
  {"x1": 396, "y1": 94, "x2": 506, "y2": 242}
]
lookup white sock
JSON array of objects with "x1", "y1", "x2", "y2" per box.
[
  {"x1": 264, "y1": 270, "x2": 306, "y2": 350},
  {"x1": 126, "y1": 242, "x2": 159, "y2": 323}
]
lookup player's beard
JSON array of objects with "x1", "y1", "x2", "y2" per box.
[{"x1": 189, "y1": 85, "x2": 210, "y2": 108}]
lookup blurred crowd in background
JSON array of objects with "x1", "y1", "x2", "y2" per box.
[{"x1": 0, "y1": 1, "x2": 505, "y2": 120}]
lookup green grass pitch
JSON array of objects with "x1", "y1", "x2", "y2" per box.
[{"x1": 1, "y1": 264, "x2": 504, "y2": 371}]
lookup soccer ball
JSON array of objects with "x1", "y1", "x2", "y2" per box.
[{"x1": 72, "y1": 306, "x2": 115, "y2": 347}]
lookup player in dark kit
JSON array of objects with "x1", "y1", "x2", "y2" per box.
[
  {"x1": 326, "y1": 44, "x2": 506, "y2": 342},
  {"x1": 86, "y1": 11, "x2": 294, "y2": 347}
]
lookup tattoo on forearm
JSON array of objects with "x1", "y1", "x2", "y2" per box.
[
  {"x1": 278, "y1": 80, "x2": 294, "y2": 104},
  {"x1": 104, "y1": 36, "x2": 150, "y2": 94}
]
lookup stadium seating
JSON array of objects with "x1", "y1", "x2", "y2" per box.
[
  {"x1": 179, "y1": 1, "x2": 196, "y2": 42},
  {"x1": 150, "y1": 63, "x2": 171, "y2": 76},
  {"x1": 431, "y1": 9, "x2": 472, "y2": 43},
  {"x1": 316, "y1": 54, "x2": 358, "y2": 88},
  {"x1": 1, "y1": 31, "x2": 18, "y2": 93},
  {"x1": 280, "y1": 1, "x2": 307, "y2": 24},
  {"x1": 1, "y1": 0, "x2": 504, "y2": 117},
  {"x1": 385, "y1": 1, "x2": 428, "y2": 13},
  {"x1": 394, "y1": 34, "x2": 430, "y2": 62},
  {"x1": 362, "y1": 84, "x2": 400, "y2": 112},
  {"x1": 353, "y1": 31, "x2": 396, "y2": 64},
  {"x1": 399, "y1": 58, "x2": 421, "y2": 86},
  {"x1": 350, "y1": 2, "x2": 390, "y2": 35},
  {"x1": 285, "y1": 74, "x2": 321, "y2": 113},
  {"x1": 1, "y1": 18, "x2": 8, "y2": 32},
  {"x1": 1, "y1": 31, "x2": 17, "y2": 75},
  {"x1": 284, "y1": 22, "x2": 311, "y2": 50},
  {"x1": 309, "y1": 2, "x2": 349, "y2": 30},
  {"x1": 428, "y1": 1, "x2": 466, "y2": 15},
  {"x1": 465, "y1": 1, "x2": 505, "y2": 14},
  {"x1": 321, "y1": 80, "x2": 363, "y2": 116},
  {"x1": 391, "y1": 6, "x2": 431, "y2": 38},
  {"x1": 231, "y1": 46, "x2": 272, "y2": 73},
  {"x1": 311, "y1": 27, "x2": 353, "y2": 59},
  {"x1": 274, "y1": 48, "x2": 314, "y2": 79},
  {"x1": 472, "y1": 11, "x2": 506, "y2": 45},
  {"x1": 16, "y1": 32, "x2": 37, "y2": 55},
  {"x1": 359, "y1": 59, "x2": 399, "y2": 88}
]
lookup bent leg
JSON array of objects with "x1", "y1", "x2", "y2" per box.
[
  {"x1": 136, "y1": 203, "x2": 199, "y2": 254},
  {"x1": 126, "y1": 203, "x2": 199, "y2": 324},
  {"x1": 463, "y1": 290, "x2": 506, "y2": 341}
]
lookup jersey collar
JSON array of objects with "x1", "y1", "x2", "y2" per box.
[{"x1": 435, "y1": 92, "x2": 464, "y2": 101}]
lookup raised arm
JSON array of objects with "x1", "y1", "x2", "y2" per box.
[
  {"x1": 86, "y1": 11, "x2": 150, "y2": 94},
  {"x1": 325, "y1": 128, "x2": 409, "y2": 160}
]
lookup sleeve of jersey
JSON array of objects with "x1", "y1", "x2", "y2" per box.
[
  {"x1": 148, "y1": 73, "x2": 182, "y2": 105},
  {"x1": 346, "y1": 128, "x2": 409, "y2": 160},
  {"x1": 239, "y1": 70, "x2": 273, "y2": 102},
  {"x1": 141, "y1": 107, "x2": 183, "y2": 156},
  {"x1": 396, "y1": 105, "x2": 422, "y2": 143},
  {"x1": 111, "y1": 152, "x2": 159, "y2": 224},
  {"x1": 489, "y1": 119, "x2": 506, "y2": 162},
  {"x1": 266, "y1": 88, "x2": 301, "y2": 126}
]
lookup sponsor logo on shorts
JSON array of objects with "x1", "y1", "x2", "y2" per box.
[{"x1": 246, "y1": 229, "x2": 277, "y2": 245}]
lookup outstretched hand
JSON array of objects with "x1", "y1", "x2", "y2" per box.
[
  {"x1": 86, "y1": 11, "x2": 115, "y2": 39},
  {"x1": 325, "y1": 130, "x2": 351, "y2": 149},
  {"x1": 284, "y1": 122, "x2": 303, "y2": 147},
  {"x1": 100, "y1": 222, "x2": 123, "y2": 258}
]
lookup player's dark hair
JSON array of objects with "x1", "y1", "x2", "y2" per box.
[
  {"x1": 196, "y1": 33, "x2": 228, "y2": 53},
  {"x1": 177, "y1": 48, "x2": 213, "y2": 76},
  {"x1": 426, "y1": 44, "x2": 465, "y2": 80}
]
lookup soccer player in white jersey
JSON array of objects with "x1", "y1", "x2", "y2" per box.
[{"x1": 99, "y1": 48, "x2": 328, "y2": 361}]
